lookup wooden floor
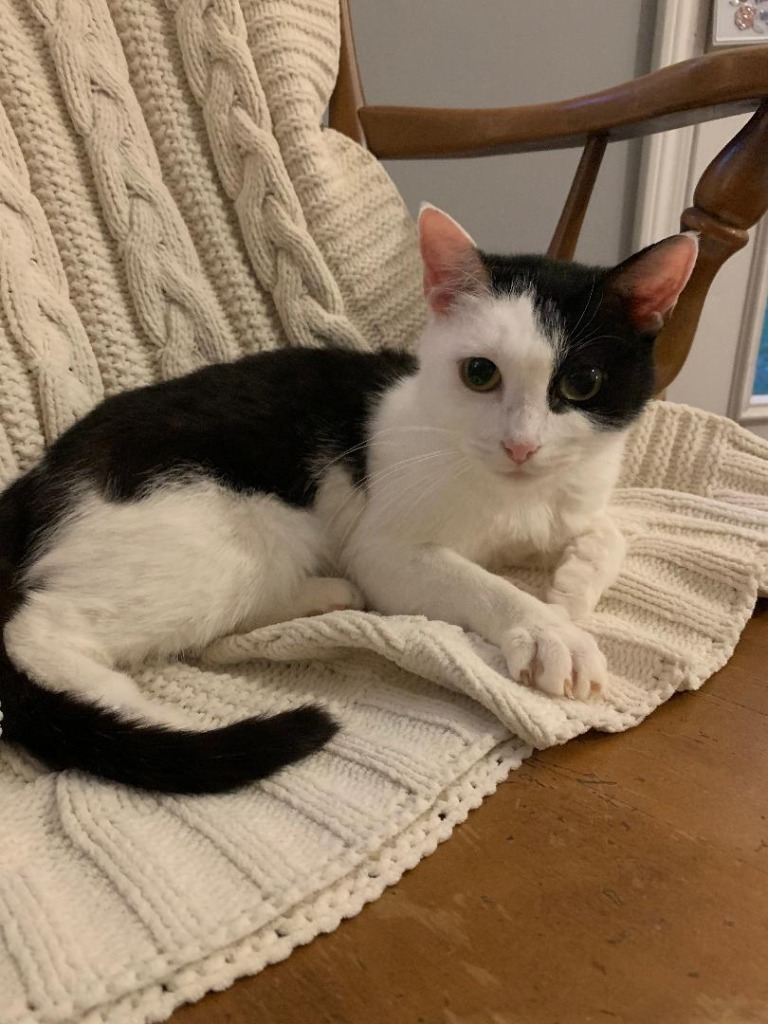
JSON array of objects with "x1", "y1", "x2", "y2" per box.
[{"x1": 173, "y1": 600, "x2": 768, "y2": 1024}]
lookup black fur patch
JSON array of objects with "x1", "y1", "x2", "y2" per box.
[
  {"x1": 480, "y1": 252, "x2": 656, "y2": 430},
  {"x1": 45, "y1": 347, "x2": 418, "y2": 507}
]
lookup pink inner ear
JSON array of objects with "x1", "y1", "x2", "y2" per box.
[
  {"x1": 615, "y1": 235, "x2": 698, "y2": 334},
  {"x1": 418, "y1": 206, "x2": 484, "y2": 315}
]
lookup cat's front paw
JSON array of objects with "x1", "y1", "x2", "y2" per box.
[{"x1": 500, "y1": 614, "x2": 607, "y2": 699}]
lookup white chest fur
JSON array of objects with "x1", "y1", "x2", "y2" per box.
[{"x1": 331, "y1": 380, "x2": 627, "y2": 572}]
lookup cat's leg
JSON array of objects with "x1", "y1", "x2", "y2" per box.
[
  {"x1": 347, "y1": 537, "x2": 607, "y2": 699},
  {"x1": 254, "y1": 576, "x2": 365, "y2": 627},
  {"x1": 4, "y1": 599, "x2": 190, "y2": 727},
  {"x1": 546, "y1": 514, "x2": 626, "y2": 621},
  {"x1": 204, "y1": 578, "x2": 365, "y2": 662}
]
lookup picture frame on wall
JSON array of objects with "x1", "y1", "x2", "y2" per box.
[{"x1": 712, "y1": 0, "x2": 768, "y2": 46}]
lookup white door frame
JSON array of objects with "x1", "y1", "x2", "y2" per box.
[
  {"x1": 632, "y1": 0, "x2": 708, "y2": 252},
  {"x1": 633, "y1": 0, "x2": 768, "y2": 432}
]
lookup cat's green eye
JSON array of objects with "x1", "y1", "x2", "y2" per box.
[
  {"x1": 459, "y1": 357, "x2": 502, "y2": 393},
  {"x1": 558, "y1": 367, "x2": 603, "y2": 402}
]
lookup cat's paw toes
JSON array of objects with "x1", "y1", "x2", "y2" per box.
[{"x1": 501, "y1": 620, "x2": 607, "y2": 700}]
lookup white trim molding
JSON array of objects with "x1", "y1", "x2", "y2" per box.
[
  {"x1": 632, "y1": 0, "x2": 710, "y2": 250},
  {"x1": 634, "y1": 0, "x2": 768, "y2": 431},
  {"x1": 728, "y1": 218, "x2": 768, "y2": 425}
]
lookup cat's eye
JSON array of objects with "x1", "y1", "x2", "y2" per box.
[
  {"x1": 459, "y1": 357, "x2": 502, "y2": 392},
  {"x1": 558, "y1": 367, "x2": 603, "y2": 402}
]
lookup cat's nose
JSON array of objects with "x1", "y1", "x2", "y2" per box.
[{"x1": 502, "y1": 440, "x2": 540, "y2": 465}]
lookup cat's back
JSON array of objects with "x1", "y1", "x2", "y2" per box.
[
  {"x1": 60, "y1": 346, "x2": 416, "y2": 434},
  {"x1": 45, "y1": 345, "x2": 418, "y2": 506}
]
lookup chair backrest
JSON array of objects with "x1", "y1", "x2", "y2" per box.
[{"x1": 329, "y1": 0, "x2": 768, "y2": 392}]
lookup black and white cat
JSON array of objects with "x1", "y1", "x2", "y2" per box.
[{"x1": 0, "y1": 206, "x2": 697, "y2": 794}]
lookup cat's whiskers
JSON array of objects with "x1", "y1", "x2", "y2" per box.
[
  {"x1": 568, "y1": 282, "x2": 605, "y2": 347},
  {"x1": 568, "y1": 278, "x2": 599, "y2": 345},
  {"x1": 344, "y1": 453, "x2": 476, "y2": 571},
  {"x1": 392, "y1": 455, "x2": 474, "y2": 535},
  {"x1": 326, "y1": 449, "x2": 458, "y2": 550},
  {"x1": 336, "y1": 451, "x2": 460, "y2": 565},
  {"x1": 334, "y1": 448, "x2": 458, "y2": 517},
  {"x1": 302, "y1": 426, "x2": 459, "y2": 504},
  {"x1": 342, "y1": 450, "x2": 456, "y2": 527},
  {"x1": 566, "y1": 331, "x2": 633, "y2": 358},
  {"x1": 312, "y1": 425, "x2": 459, "y2": 481},
  {"x1": 339, "y1": 454, "x2": 460, "y2": 573},
  {"x1": 367, "y1": 455, "x2": 454, "y2": 524}
]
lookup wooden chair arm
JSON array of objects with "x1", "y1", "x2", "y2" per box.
[
  {"x1": 357, "y1": 46, "x2": 768, "y2": 159},
  {"x1": 329, "y1": 3, "x2": 768, "y2": 395}
]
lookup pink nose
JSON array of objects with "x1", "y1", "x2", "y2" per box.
[{"x1": 503, "y1": 440, "x2": 540, "y2": 465}]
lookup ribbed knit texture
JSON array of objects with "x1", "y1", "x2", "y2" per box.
[{"x1": 0, "y1": 3, "x2": 766, "y2": 1023}]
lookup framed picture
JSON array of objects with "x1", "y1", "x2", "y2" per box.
[{"x1": 712, "y1": 0, "x2": 768, "y2": 46}]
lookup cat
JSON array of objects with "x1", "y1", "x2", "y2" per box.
[{"x1": 0, "y1": 205, "x2": 697, "y2": 794}]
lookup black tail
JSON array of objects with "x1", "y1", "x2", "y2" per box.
[{"x1": 0, "y1": 650, "x2": 337, "y2": 793}]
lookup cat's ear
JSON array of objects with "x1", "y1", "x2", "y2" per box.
[
  {"x1": 606, "y1": 233, "x2": 698, "y2": 335},
  {"x1": 418, "y1": 204, "x2": 487, "y2": 316},
  {"x1": 610, "y1": 232, "x2": 700, "y2": 331}
]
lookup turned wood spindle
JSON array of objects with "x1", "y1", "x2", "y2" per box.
[{"x1": 655, "y1": 100, "x2": 768, "y2": 393}]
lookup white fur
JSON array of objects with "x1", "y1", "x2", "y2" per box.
[
  {"x1": 324, "y1": 293, "x2": 629, "y2": 699},
  {"x1": 4, "y1": 293, "x2": 630, "y2": 720},
  {"x1": 4, "y1": 480, "x2": 361, "y2": 724}
]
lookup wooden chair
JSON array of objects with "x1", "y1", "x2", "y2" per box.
[
  {"x1": 173, "y1": 10, "x2": 768, "y2": 1024},
  {"x1": 330, "y1": 0, "x2": 768, "y2": 392}
]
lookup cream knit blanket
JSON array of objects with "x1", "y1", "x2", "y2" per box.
[{"x1": 1, "y1": 2, "x2": 767, "y2": 1023}]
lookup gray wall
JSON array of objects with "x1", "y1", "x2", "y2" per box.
[{"x1": 352, "y1": 0, "x2": 658, "y2": 266}]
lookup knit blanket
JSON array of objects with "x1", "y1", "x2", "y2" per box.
[{"x1": 1, "y1": 2, "x2": 767, "y2": 1023}]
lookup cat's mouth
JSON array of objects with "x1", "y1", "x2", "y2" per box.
[
  {"x1": 495, "y1": 459, "x2": 541, "y2": 478},
  {"x1": 465, "y1": 441, "x2": 547, "y2": 479}
]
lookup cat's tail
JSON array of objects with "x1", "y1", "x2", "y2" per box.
[
  {"x1": 0, "y1": 473, "x2": 337, "y2": 794},
  {"x1": 0, "y1": 648, "x2": 338, "y2": 793}
]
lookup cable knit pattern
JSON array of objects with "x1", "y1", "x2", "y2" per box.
[
  {"x1": 106, "y1": 0, "x2": 283, "y2": 354},
  {"x1": 169, "y1": 0, "x2": 363, "y2": 349},
  {"x1": 26, "y1": 0, "x2": 239, "y2": 377},
  {"x1": 0, "y1": 0, "x2": 159, "y2": 397},
  {"x1": 0, "y1": 3, "x2": 767, "y2": 1023},
  {"x1": 0, "y1": 102, "x2": 102, "y2": 445},
  {"x1": 241, "y1": 0, "x2": 425, "y2": 348},
  {"x1": 620, "y1": 401, "x2": 768, "y2": 590}
]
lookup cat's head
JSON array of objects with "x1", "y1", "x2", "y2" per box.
[{"x1": 415, "y1": 204, "x2": 697, "y2": 479}]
